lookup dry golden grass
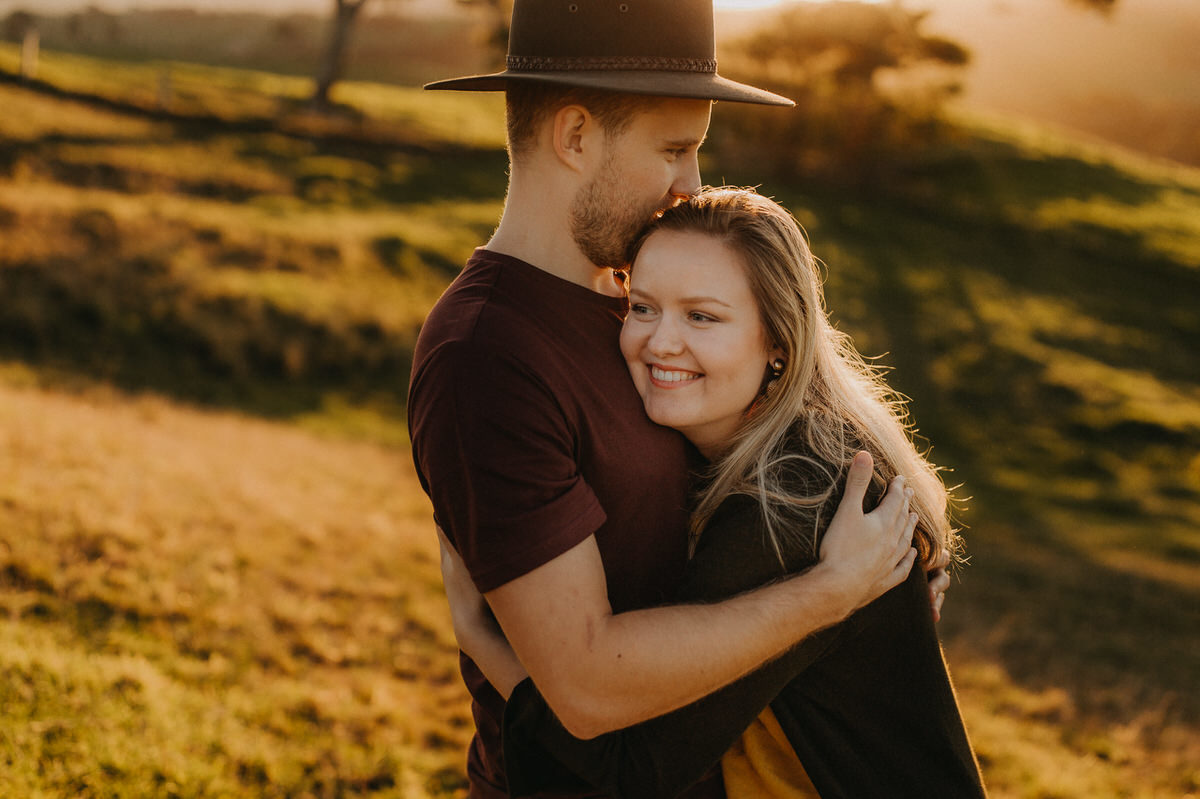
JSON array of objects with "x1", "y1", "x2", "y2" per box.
[
  {"x1": 0, "y1": 376, "x2": 471, "y2": 797},
  {"x1": 3, "y1": 372, "x2": 1196, "y2": 798},
  {"x1": 942, "y1": 524, "x2": 1200, "y2": 799},
  {"x1": 949, "y1": 653, "x2": 1198, "y2": 799}
]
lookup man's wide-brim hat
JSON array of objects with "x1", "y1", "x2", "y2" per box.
[{"x1": 425, "y1": 0, "x2": 793, "y2": 107}]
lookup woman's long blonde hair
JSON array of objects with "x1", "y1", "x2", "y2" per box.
[{"x1": 628, "y1": 188, "x2": 960, "y2": 568}]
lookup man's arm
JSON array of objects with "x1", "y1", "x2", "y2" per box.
[
  {"x1": 500, "y1": 483, "x2": 859, "y2": 799},
  {"x1": 442, "y1": 521, "x2": 950, "y2": 704},
  {"x1": 444, "y1": 484, "x2": 849, "y2": 798},
  {"x1": 484, "y1": 452, "x2": 916, "y2": 739}
]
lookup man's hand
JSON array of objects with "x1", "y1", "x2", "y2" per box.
[{"x1": 817, "y1": 451, "x2": 918, "y2": 616}]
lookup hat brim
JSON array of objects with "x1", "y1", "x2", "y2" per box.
[{"x1": 424, "y1": 70, "x2": 793, "y2": 107}]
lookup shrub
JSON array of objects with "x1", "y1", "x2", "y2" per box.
[{"x1": 712, "y1": 1, "x2": 970, "y2": 187}]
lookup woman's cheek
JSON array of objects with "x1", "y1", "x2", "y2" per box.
[{"x1": 620, "y1": 317, "x2": 650, "y2": 360}]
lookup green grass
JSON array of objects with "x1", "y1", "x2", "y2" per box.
[
  {"x1": 0, "y1": 42, "x2": 507, "y2": 150},
  {"x1": 1, "y1": 49, "x2": 1198, "y2": 798},
  {"x1": 0, "y1": 70, "x2": 506, "y2": 431}
]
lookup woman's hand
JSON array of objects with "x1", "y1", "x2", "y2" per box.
[
  {"x1": 437, "y1": 526, "x2": 529, "y2": 698},
  {"x1": 927, "y1": 547, "x2": 951, "y2": 622},
  {"x1": 817, "y1": 451, "x2": 918, "y2": 616},
  {"x1": 437, "y1": 526, "x2": 492, "y2": 640}
]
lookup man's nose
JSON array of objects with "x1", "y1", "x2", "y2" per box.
[{"x1": 670, "y1": 151, "x2": 702, "y2": 199}]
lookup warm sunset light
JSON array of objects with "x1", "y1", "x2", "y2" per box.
[
  {"x1": 713, "y1": 0, "x2": 787, "y2": 7},
  {"x1": 714, "y1": 0, "x2": 885, "y2": 7},
  {"x1": 0, "y1": 0, "x2": 1196, "y2": 797}
]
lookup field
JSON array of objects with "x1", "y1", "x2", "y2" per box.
[{"x1": 1, "y1": 44, "x2": 1199, "y2": 798}]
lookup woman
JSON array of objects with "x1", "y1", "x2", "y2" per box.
[{"x1": 446, "y1": 188, "x2": 986, "y2": 798}]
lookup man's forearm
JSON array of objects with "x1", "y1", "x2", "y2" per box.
[
  {"x1": 497, "y1": 562, "x2": 853, "y2": 739},
  {"x1": 486, "y1": 466, "x2": 916, "y2": 739}
]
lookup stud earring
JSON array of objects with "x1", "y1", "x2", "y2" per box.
[{"x1": 765, "y1": 358, "x2": 786, "y2": 398}]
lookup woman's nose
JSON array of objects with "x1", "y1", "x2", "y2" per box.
[{"x1": 646, "y1": 316, "x2": 684, "y2": 356}]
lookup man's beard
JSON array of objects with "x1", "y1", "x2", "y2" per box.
[{"x1": 570, "y1": 160, "x2": 664, "y2": 269}]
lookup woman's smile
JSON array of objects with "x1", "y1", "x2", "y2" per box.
[{"x1": 649, "y1": 364, "x2": 703, "y2": 386}]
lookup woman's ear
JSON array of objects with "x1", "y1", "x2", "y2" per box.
[{"x1": 551, "y1": 104, "x2": 601, "y2": 173}]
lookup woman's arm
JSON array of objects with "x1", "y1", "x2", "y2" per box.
[{"x1": 438, "y1": 528, "x2": 527, "y2": 697}]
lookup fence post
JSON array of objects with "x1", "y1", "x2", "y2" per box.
[{"x1": 20, "y1": 29, "x2": 39, "y2": 80}]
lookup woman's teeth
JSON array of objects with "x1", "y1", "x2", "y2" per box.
[{"x1": 651, "y1": 366, "x2": 700, "y2": 383}]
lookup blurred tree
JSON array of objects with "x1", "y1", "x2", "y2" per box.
[
  {"x1": 711, "y1": 1, "x2": 970, "y2": 187},
  {"x1": 312, "y1": 0, "x2": 371, "y2": 107},
  {"x1": 273, "y1": 16, "x2": 305, "y2": 48},
  {"x1": 2, "y1": 9, "x2": 36, "y2": 42},
  {"x1": 1068, "y1": 0, "x2": 1119, "y2": 14},
  {"x1": 65, "y1": 6, "x2": 121, "y2": 45},
  {"x1": 311, "y1": 0, "x2": 408, "y2": 108}
]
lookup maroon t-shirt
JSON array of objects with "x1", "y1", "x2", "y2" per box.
[{"x1": 409, "y1": 249, "x2": 719, "y2": 798}]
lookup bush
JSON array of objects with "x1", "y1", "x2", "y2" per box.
[{"x1": 712, "y1": 1, "x2": 970, "y2": 187}]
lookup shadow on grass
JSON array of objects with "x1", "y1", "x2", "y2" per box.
[
  {"x1": 0, "y1": 67, "x2": 489, "y2": 155},
  {"x1": 902, "y1": 135, "x2": 1192, "y2": 209},
  {"x1": 942, "y1": 505, "x2": 1200, "y2": 729},
  {"x1": 0, "y1": 128, "x2": 509, "y2": 211},
  {"x1": 0, "y1": 75, "x2": 510, "y2": 209},
  {"x1": 0, "y1": 255, "x2": 417, "y2": 427}
]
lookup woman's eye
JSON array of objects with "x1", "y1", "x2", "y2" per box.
[
  {"x1": 688, "y1": 311, "x2": 717, "y2": 323},
  {"x1": 630, "y1": 303, "x2": 653, "y2": 315}
]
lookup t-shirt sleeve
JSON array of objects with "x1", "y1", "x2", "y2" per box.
[
  {"x1": 411, "y1": 338, "x2": 606, "y2": 592},
  {"x1": 503, "y1": 497, "x2": 843, "y2": 799}
]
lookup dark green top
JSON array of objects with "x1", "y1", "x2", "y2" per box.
[{"x1": 502, "y1": 457, "x2": 987, "y2": 798}]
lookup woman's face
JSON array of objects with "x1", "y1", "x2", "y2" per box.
[{"x1": 621, "y1": 229, "x2": 780, "y2": 457}]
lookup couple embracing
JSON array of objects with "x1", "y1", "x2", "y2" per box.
[{"x1": 408, "y1": 1, "x2": 988, "y2": 797}]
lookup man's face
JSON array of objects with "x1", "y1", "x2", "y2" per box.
[{"x1": 570, "y1": 98, "x2": 711, "y2": 269}]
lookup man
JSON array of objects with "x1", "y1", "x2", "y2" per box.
[{"x1": 408, "y1": 1, "x2": 948, "y2": 795}]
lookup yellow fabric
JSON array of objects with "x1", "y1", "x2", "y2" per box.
[{"x1": 722, "y1": 707, "x2": 821, "y2": 798}]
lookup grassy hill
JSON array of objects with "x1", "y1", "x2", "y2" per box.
[
  {"x1": 0, "y1": 6, "x2": 491, "y2": 88},
  {"x1": 1, "y1": 45, "x2": 1198, "y2": 797}
]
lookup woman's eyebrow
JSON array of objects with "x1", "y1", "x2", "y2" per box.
[
  {"x1": 631, "y1": 287, "x2": 732, "y2": 309},
  {"x1": 679, "y1": 295, "x2": 732, "y2": 308}
]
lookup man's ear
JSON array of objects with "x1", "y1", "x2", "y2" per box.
[{"x1": 551, "y1": 104, "x2": 600, "y2": 173}]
